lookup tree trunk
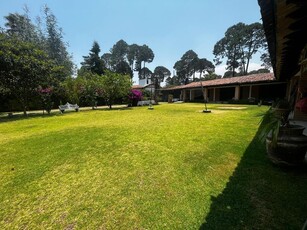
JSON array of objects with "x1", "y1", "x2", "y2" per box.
[
  {"x1": 245, "y1": 43, "x2": 255, "y2": 75},
  {"x1": 21, "y1": 94, "x2": 28, "y2": 116},
  {"x1": 240, "y1": 47, "x2": 246, "y2": 75},
  {"x1": 232, "y1": 52, "x2": 236, "y2": 77},
  {"x1": 22, "y1": 98, "x2": 28, "y2": 116},
  {"x1": 246, "y1": 57, "x2": 250, "y2": 75},
  {"x1": 23, "y1": 107, "x2": 27, "y2": 116}
]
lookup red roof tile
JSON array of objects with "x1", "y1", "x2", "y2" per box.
[
  {"x1": 163, "y1": 73, "x2": 276, "y2": 90},
  {"x1": 132, "y1": 85, "x2": 144, "y2": 89}
]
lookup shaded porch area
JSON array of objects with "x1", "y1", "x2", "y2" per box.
[{"x1": 178, "y1": 82, "x2": 287, "y2": 103}]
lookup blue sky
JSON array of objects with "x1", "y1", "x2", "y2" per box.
[{"x1": 0, "y1": 0, "x2": 263, "y2": 84}]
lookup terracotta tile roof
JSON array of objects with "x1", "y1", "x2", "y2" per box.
[
  {"x1": 163, "y1": 73, "x2": 276, "y2": 90},
  {"x1": 132, "y1": 85, "x2": 144, "y2": 89}
]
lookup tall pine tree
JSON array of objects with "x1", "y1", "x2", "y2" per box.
[
  {"x1": 81, "y1": 41, "x2": 105, "y2": 75},
  {"x1": 44, "y1": 6, "x2": 74, "y2": 80}
]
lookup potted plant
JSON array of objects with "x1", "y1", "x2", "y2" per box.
[{"x1": 259, "y1": 99, "x2": 307, "y2": 166}]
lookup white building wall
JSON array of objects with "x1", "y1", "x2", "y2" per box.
[{"x1": 139, "y1": 77, "x2": 152, "y2": 86}]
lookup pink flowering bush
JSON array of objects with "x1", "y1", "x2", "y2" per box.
[
  {"x1": 128, "y1": 89, "x2": 142, "y2": 106},
  {"x1": 38, "y1": 86, "x2": 54, "y2": 114}
]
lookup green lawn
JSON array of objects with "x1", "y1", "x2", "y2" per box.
[{"x1": 0, "y1": 103, "x2": 306, "y2": 229}]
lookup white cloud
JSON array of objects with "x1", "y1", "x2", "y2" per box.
[
  {"x1": 248, "y1": 62, "x2": 264, "y2": 72},
  {"x1": 215, "y1": 64, "x2": 227, "y2": 76}
]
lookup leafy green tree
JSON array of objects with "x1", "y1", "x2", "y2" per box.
[
  {"x1": 174, "y1": 50, "x2": 214, "y2": 83},
  {"x1": 174, "y1": 50, "x2": 201, "y2": 83},
  {"x1": 152, "y1": 66, "x2": 171, "y2": 100},
  {"x1": 102, "y1": 42, "x2": 154, "y2": 81},
  {"x1": 135, "y1": 45, "x2": 154, "y2": 72},
  {"x1": 240, "y1": 23, "x2": 266, "y2": 75},
  {"x1": 223, "y1": 70, "x2": 238, "y2": 78},
  {"x1": 78, "y1": 70, "x2": 104, "y2": 108},
  {"x1": 44, "y1": 6, "x2": 74, "y2": 80},
  {"x1": 197, "y1": 58, "x2": 215, "y2": 79},
  {"x1": 4, "y1": 6, "x2": 74, "y2": 82},
  {"x1": 181, "y1": 50, "x2": 198, "y2": 81},
  {"x1": 213, "y1": 23, "x2": 243, "y2": 77},
  {"x1": 110, "y1": 39, "x2": 129, "y2": 66},
  {"x1": 109, "y1": 40, "x2": 134, "y2": 77},
  {"x1": 0, "y1": 34, "x2": 55, "y2": 115},
  {"x1": 101, "y1": 40, "x2": 133, "y2": 78},
  {"x1": 4, "y1": 12, "x2": 40, "y2": 44},
  {"x1": 165, "y1": 75, "x2": 180, "y2": 86},
  {"x1": 61, "y1": 77, "x2": 81, "y2": 104},
  {"x1": 101, "y1": 53, "x2": 112, "y2": 70},
  {"x1": 164, "y1": 77, "x2": 171, "y2": 86},
  {"x1": 101, "y1": 71, "x2": 131, "y2": 109},
  {"x1": 260, "y1": 43, "x2": 272, "y2": 70},
  {"x1": 37, "y1": 86, "x2": 54, "y2": 114},
  {"x1": 173, "y1": 60, "x2": 188, "y2": 84},
  {"x1": 248, "y1": 68, "x2": 270, "y2": 75},
  {"x1": 152, "y1": 66, "x2": 171, "y2": 89},
  {"x1": 165, "y1": 76, "x2": 172, "y2": 86},
  {"x1": 213, "y1": 22, "x2": 266, "y2": 77},
  {"x1": 203, "y1": 73, "x2": 221, "y2": 81},
  {"x1": 63, "y1": 69, "x2": 105, "y2": 108},
  {"x1": 114, "y1": 60, "x2": 133, "y2": 77},
  {"x1": 81, "y1": 41, "x2": 105, "y2": 75},
  {"x1": 127, "y1": 44, "x2": 139, "y2": 71}
]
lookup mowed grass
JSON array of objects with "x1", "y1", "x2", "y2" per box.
[{"x1": 0, "y1": 103, "x2": 306, "y2": 229}]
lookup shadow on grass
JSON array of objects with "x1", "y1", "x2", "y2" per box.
[
  {"x1": 0, "y1": 111, "x2": 61, "y2": 123},
  {"x1": 93, "y1": 106, "x2": 133, "y2": 112},
  {"x1": 0, "y1": 106, "x2": 134, "y2": 123},
  {"x1": 200, "y1": 123, "x2": 307, "y2": 229}
]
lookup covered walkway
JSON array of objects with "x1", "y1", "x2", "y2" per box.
[{"x1": 161, "y1": 73, "x2": 287, "y2": 103}]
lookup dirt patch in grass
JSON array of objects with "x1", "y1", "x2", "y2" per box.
[{"x1": 217, "y1": 106, "x2": 247, "y2": 110}]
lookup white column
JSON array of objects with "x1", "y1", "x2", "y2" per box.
[
  {"x1": 183, "y1": 90, "x2": 187, "y2": 102},
  {"x1": 249, "y1": 85, "x2": 252, "y2": 98},
  {"x1": 203, "y1": 88, "x2": 208, "y2": 101},
  {"x1": 190, "y1": 90, "x2": 195, "y2": 101},
  {"x1": 213, "y1": 88, "x2": 216, "y2": 102},
  {"x1": 234, "y1": 86, "x2": 240, "y2": 100}
]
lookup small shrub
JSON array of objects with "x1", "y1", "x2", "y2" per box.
[
  {"x1": 128, "y1": 89, "x2": 142, "y2": 106},
  {"x1": 38, "y1": 86, "x2": 54, "y2": 114}
]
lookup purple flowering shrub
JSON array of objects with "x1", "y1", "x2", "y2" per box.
[
  {"x1": 128, "y1": 89, "x2": 142, "y2": 106},
  {"x1": 38, "y1": 86, "x2": 54, "y2": 114}
]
